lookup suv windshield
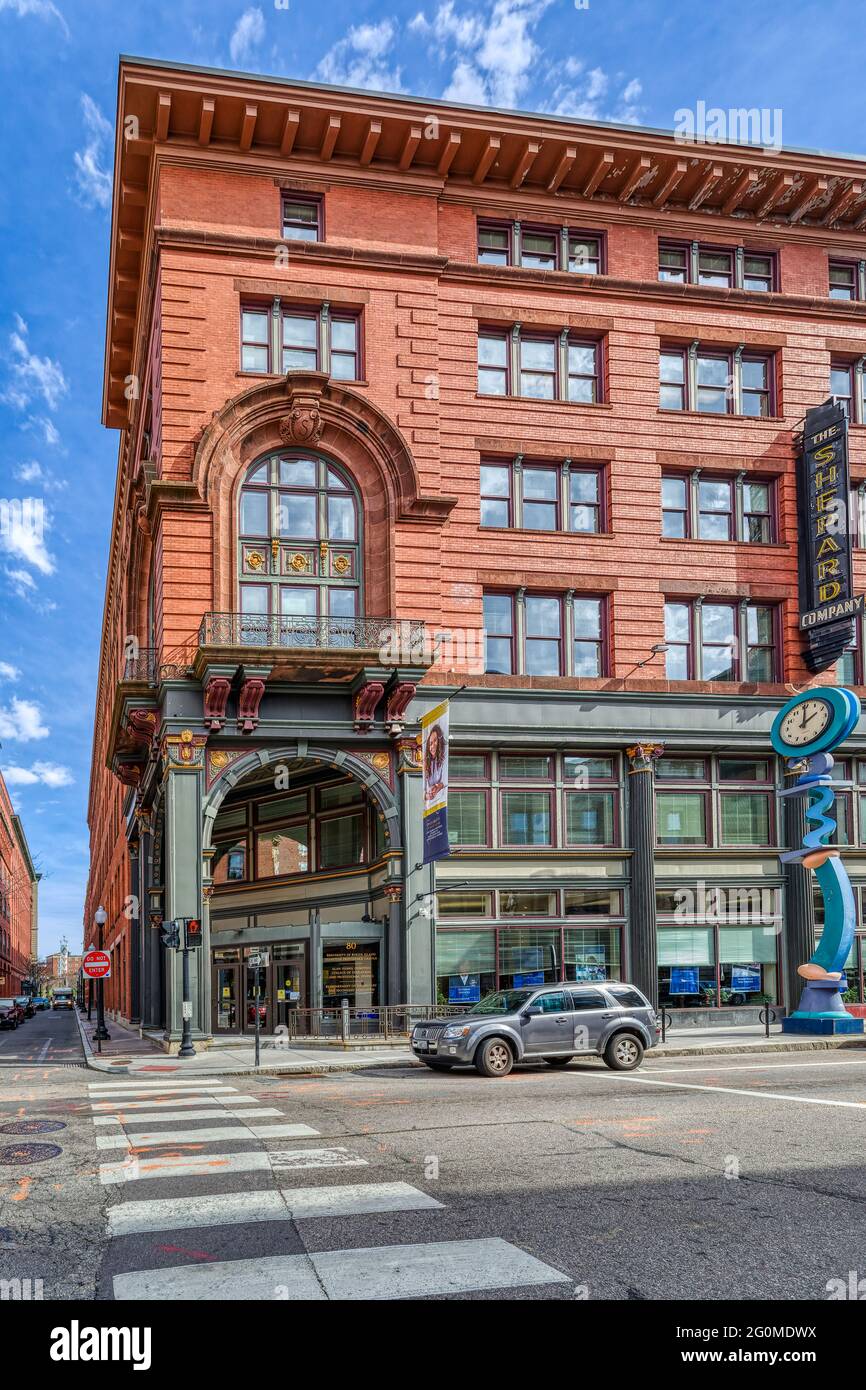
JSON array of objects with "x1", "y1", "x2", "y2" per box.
[{"x1": 467, "y1": 989, "x2": 536, "y2": 1015}]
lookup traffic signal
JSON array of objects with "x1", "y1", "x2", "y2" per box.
[
  {"x1": 160, "y1": 920, "x2": 180, "y2": 949},
  {"x1": 184, "y1": 918, "x2": 203, "y2": 949}
]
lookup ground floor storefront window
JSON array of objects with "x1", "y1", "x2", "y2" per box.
[
  {"x1": 435, "y1": 923, "x2": 624, "y2": 1005},
  {"x1": 322, "y1": 940, "x2": 379, "y2": 1009},
  {"x1": 657, "y1": 924, "x2": 778, "y2": 1008}
]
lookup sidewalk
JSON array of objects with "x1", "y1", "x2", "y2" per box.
[{"x1": 74, "y1": 1007, "x2": 866, "y2": 1076}]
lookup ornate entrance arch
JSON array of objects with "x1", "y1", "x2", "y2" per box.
[{"x1": 201, "y1": 742, "x2": 402, "y2": 858}]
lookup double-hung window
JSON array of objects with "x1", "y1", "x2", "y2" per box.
[
  {"x1": 281, "y1": 195, "x2": 322, "y2": 241},
  {"x1": 479, "y1": 329, "x2": 602, "y2": 403},
  {"x1": 660, "y1": 344, "x2": 774, "y2": 416},
  {"x1": 660, "y1": 241, "x2": 777, "y2": 292},
  {"x1": 831, "y1": 359, "x2": 866, "y2": 423},
  {"x1": 477, "y1": 219, "x2": 604, "y2": 275},
  {"x1": 480, "y1": 459, "x2": 604, "y2": 533},
  {"x1": 829, "y1": 260, "x2": 861, "y2": 300},
  {"x1": 663, "y1": 599, "x2": 778, "y2": 681},
  {"x1": 241, "y1": 300, "x2": 360, "y2": 380},
  {"x1": 662, "y1": 472, "x2": 775, "y2": 543},
  {"x1": 483, "y1": 592, "x2": 607, "y2": 677}
]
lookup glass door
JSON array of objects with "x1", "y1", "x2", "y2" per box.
[
  {"x1": 213, "y1": 963, "x2": 240, "y2": 1033},
  {"x1": 244, "y1": 962, "x2": 270, "y2": 1032},
  {"x1": 274, "y1": 944, "x2": 308, "y2": 1035}
]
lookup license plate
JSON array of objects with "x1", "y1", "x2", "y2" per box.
[{"x1": 415, "y1": 1039, "x2": 428, "y2": 1051}]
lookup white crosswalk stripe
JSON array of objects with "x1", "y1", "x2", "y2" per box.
[
  {"x1": 88, "y1": 1079, "x2": 240, "y2": 1091},
  {"x1": 87, "y1": 1084, "x2": 239, "y2": 1100},
  {"x1": 112, "y1": 1238, "x2": 571, "y2": 1301},
  {"x1": 99, "y1": 1147, "x2": 367, "y2": 1184},
  {"x1": 108, "y1": 1182, "x2": 443, "y2": 1235},
  {"x1": 89, "y1": 1094, "x2": 260, "y2": 1113},
  {"x1": 95, "y1": 1123, "x2": 319, "y2": 1149},
  {"x1": 93, "y1": 1107, "x2": 286, "y2": 1125}
]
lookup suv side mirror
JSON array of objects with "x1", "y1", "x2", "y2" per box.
[{"x1": 522, "y1": 1005, "x2": 542, "y2": 1019}]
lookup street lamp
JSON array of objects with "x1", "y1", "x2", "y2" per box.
[{"x1": 93, "y1": 906, "x2": 110, "y2": 1042}]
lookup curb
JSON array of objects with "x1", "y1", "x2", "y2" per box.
[
  {"x1": 656, "y1": 1037, "x2": 866, "y2": 1058},
  {"x1": 73, "y1": 1006, "x2": 135, "y2": 1074}
]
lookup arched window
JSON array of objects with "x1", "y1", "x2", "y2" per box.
[{"x1": 238, "y1": 453, "x2": 362, "y2": 642}]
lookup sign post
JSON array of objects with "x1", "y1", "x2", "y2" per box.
[{"x1": 159, "y1": 919, "x2": 199, "y2": 1058}]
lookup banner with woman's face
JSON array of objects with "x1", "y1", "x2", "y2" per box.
[{"x1": 421, "y1": 699, "x2": 450, "y2": 862}]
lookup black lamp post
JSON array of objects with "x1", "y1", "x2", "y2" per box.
[{"x1": 93, "y1": 906, "x2": 110, "y2": 1042}]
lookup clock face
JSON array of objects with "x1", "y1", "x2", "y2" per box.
[{"x1": 778, "y1": 698, "x2": 832, "y2": 748}]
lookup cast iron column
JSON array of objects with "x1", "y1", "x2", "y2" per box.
[
  {"x1": 626, "y1": 743, "x2": 664, "y2": 1007},
  {"x1": 782, "y1": 767, "x2": 814, "y2": 1016}
]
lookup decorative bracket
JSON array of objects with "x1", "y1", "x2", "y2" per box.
[
  {"x1": 237, "y1": 677, "x2": 266, "y2": 733},
  {"x1": 384, "y1": 681, "x2": 416, "y2": 735},
  {"x1": 353, "y1": 680, "x2": 385, "y2": 733},
  {"x1": 204, "y1": 676, "x2": 232, "y2": 732}
]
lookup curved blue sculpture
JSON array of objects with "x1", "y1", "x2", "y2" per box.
[{"x1": 772, "y1": 687, "x2": 864, "y2": 1034}]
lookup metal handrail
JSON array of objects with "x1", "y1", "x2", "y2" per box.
[
  {"x1": 270, "y1": 1003, "x2": 464, "y2": 1044},
  {"x1": 199, "y1": 612, "x2": 426, "y2": 653}
]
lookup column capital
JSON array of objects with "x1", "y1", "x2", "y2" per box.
[{"x1": 626, "y1": 743, "x2": 664, "y2": 773}]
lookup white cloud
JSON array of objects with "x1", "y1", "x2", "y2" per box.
[
  {"x1": 73, "y1": 94, "x2": 112, "y2": 209},
  {"x1": 0, "y1": 662, "x2": 20, "y2": 681},
  {"x1": 5, "y1": 315, "x2": 68, "y2": 412},
  {"x1": 13, "y1": 460, "x2": 66, "y2": 491},
  {"x1": 0, "y1": 697, "x2": 49, "y2": 741},
  {"x1": 0, "y1": 0, "x2": 68, "y2": 37},
  {"x1": 316, "y1": 19, "x2": 404, "y2": 93},
  {"x1": 2, "y1": 761, "x2": 73, "y2": 788},
  {"x1": 413, "y1": 0, "x2": 552, "y2": 109},
  {"x1": 0, "y1": 499, "x2": 55, "y2": 577},
  {"x1": 229, "y1": 6, "x2": 265, "y2": 66},
  {"x1": 547, "y1": 68, "x2": 643, "y2": 123},
  {"x1": 26, "y1": 414, "x2": 61, "y2": 446}
]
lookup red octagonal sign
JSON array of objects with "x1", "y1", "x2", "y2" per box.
[{"x1": 82, "y1": 950, "x2": 111, "y2": 980}]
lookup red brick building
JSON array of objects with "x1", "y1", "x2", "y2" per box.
[
  {"x1": 0, "y1": 769, "x2": 38, "y2": 996},
  {"x1": 86, "y1": 57, "x2": 866, "y2": 1045}
]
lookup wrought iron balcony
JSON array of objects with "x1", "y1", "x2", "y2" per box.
[
  {"x1": 123, "y1": 648, "x2": 158, "y2": 684},
  {"x1": 199, "y1": 612, "x2": 426, "y2": 660}
]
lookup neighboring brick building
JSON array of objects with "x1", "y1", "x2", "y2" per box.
[
  {"x1": 0, "y1": 769, "x2": 38, "y2": 996},
  {"x1": 85, "y1": 56, "x2": 866, "y2": 1045}
]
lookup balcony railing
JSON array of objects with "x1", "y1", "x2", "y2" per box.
[
  {"x1": 199, "y1": 612, "x2": 425, "y2": 656},
  {"x1": 123, "y1": 648, "x2": 158, "y2": 683}
]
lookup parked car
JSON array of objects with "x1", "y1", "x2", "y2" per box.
[
  {"x1": 411, "y1": 981, "x2": 661, "y2": 1077},
  {"x1": 51, "y1": 988, "x2": 74, "y2": 1011},
  {"x1": 14, "y1": 996, "x2": 35, "y2": 1019},
  {"x1": 0, "y1": 999, "x2": 20, "y2": 1030},
  {"x1": 31, "y1": 996, "x2": 50, "y2": 1011}
]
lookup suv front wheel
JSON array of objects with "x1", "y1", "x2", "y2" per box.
[
  {"x1": 474, "y1": 1037, "x2": 514, "y2": 1078},
  {"x1": 603, "y1": 1033, "x2": 645, "y2": 1071}
]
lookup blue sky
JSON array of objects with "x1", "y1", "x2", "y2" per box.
[{"x1": 0, "y1": 0, "x2": 863, "y2": 959}]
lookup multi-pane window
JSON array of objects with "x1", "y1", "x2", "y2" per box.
[
  {"x1": 659, "y1": 241, "x2": 777, "y2": 292},
  {"x1": 479, "y1": 459, "x2": 603, "y2": 533},
  {"x1": 238, "y1": 452, "x2": 361, "y2": 632},
  {"x1": 663, "y1": 600, "x2": 778, "y2": 681},
  {"x1": 656, "y1": 886, "x2": 780, "y2": 1009},
  {"x1": 446, "y1": 750, "x2": 621, "y2": 853},
  {"x1": 477, "y1": 220, "x2": 603, "y2": 275},
  {"x1": 483, "y1": 592, "x2": 607, "y2": 677},
  {"x1": 829, "y1": 260, "x2": 859, "y2": 300},
  {"x1": 660, "y1": 345, "x2": 774, "y2": 416},
  {"x1": 662, "y1": 473, "x2": 775, "y2": 543},
  {"x1": 478, "y1": 330, "x2": 602, "y2": 402},
  {"x1": 241, "y1": 302, "x2": 359, "y2": 380},
  {"x1": 655, "y1": 757, "x2": 774, "y2": 850},
  {"x1": 281, "y1": 196, "x2": 322, "y2": 241}
]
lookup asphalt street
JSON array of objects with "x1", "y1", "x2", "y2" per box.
[{"x1": 2, "y1": 1009, "x2": 866, "y2": 1301}]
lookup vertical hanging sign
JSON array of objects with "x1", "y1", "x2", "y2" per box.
[
  {"x1": 421, "y1": 699, "x2": 450, "y2": 863},
  {"x1": 798, "y1": 398, "x2": 863, "y2": 672}
]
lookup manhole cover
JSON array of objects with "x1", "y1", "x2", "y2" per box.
[
  {"x1": 0, "y1": 1120, "x2": 66, "y2": 1135},
  {"x1": 0, "y1": 1143, "x2": 62, "y2": 1164}
]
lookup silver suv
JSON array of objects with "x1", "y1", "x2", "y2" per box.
[{"x1": 411, "y1": 982, "x2": 660, "y2": 1078}]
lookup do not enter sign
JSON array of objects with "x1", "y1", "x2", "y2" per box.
[{"x1": 82, "y1": 950, "x2": 111, "y2": 980}]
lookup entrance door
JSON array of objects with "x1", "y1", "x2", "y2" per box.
[
  {"x1": 213, "y1": 963, "x2": 240, "y2": 1033},
  {"x1": 274, "y1": 945, "x2": 308, "y2": 1035},
  {"x1": 245, "y1": 962, "x2": 270, "y2": 1033}
]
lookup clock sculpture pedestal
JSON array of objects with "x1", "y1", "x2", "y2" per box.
[{"x1": 772, "y1": 688, "x2": 864, "y2": 1037}]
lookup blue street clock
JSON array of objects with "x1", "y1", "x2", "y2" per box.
[{"x1": 772, "y1": 686, "x2": 864, "y2": 1035}]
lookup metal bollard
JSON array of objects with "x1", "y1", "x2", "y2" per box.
[
  {"x1": 759, "y1": 1006, "x2": 776, "y2": 1039},
  {"x1": 660, "y1": 1009, "x2": 673, "y2": 1043}
]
